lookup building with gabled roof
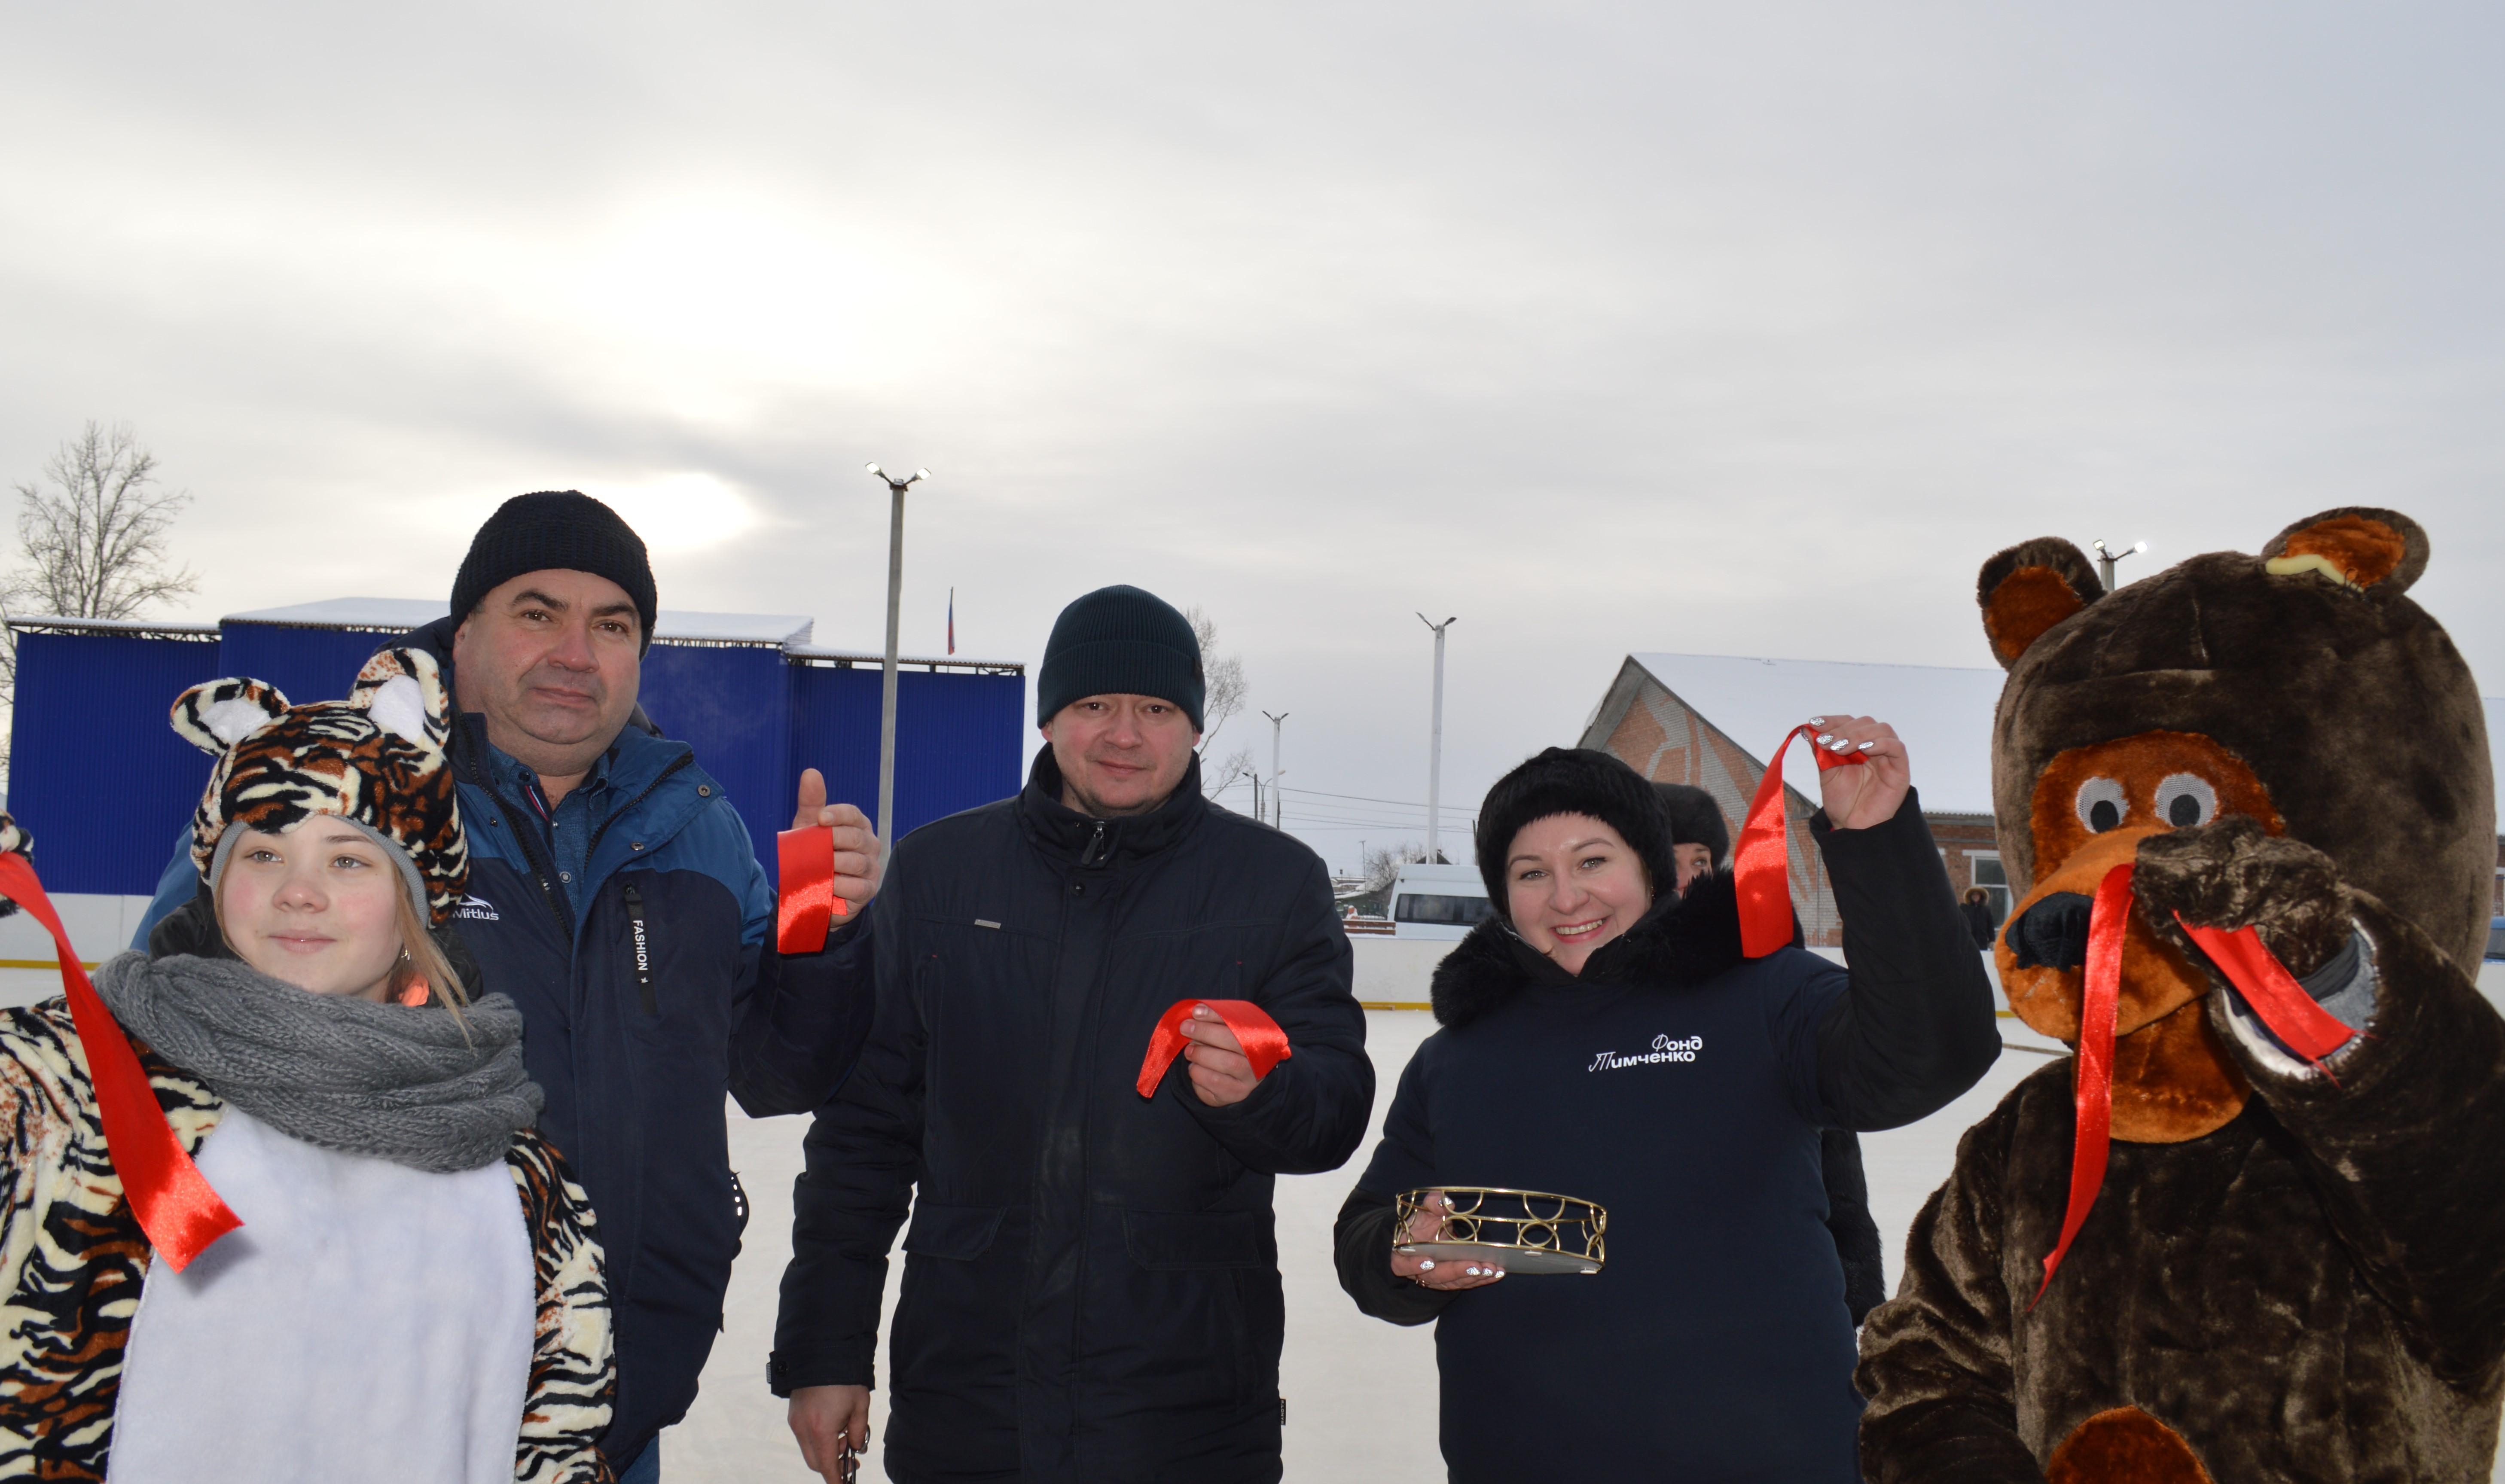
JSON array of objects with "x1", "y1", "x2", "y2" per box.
[{"x1": 1578, "y1": 654, "x2": 2505, "y2": 945}]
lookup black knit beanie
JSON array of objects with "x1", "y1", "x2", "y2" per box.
[
  {"x1": 1036, "y1": 585, "x2": 1205, "y2": 730},
  {"x1": 1474, "y1": 747, "x2": 1675, "y2": 918},
  {"x1": 1654, "y1": 782, "x2": 1731, "y2": 869},
  {"x1": 450, "y1": 491, "x2": 659, "y2": 653}
]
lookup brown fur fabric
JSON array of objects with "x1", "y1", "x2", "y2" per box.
[
  {"x1": 1984, "y1": 518, "x2": 2492, "y2": 972},
  {"x1": 2044, "y1": 1408, "x2": 2215, "y2": 1484},
  {"x1": 1858, "y1": 509, "x2": 2505, "y2": 1483},
  {"x1": 2260, "y1": 507, "x2": 2429, "y2": 594},
  {"x1": 2135, "y1": 817, "x2": 2352, "y2": 982},
  {"x1": 1859, "y1": 897, "x2": 2505, "y2": 1482},
  {"x1": 1980, "y1": 539, "x2": 2106, "y2": 668}
]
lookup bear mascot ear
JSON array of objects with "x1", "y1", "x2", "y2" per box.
[
  {"x1": 2260, "y1": 507, "x2": 2429, "y2": 595},
  {"x1": 1976, "y1": 536, "x2": 2106, "y2": 670}
]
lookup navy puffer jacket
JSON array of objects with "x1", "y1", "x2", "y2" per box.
[{"x1": 770, "y1": 750, "x2": 1372, "y2": 1484}]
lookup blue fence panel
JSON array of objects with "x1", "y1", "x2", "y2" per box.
[
  {"x1": 638, "y1": 644, "x2": 793, "y2": 857},
  {"x1": 217, "y1": 622, "x2": 428, "y2": 708},
  {"x1": 789, "y1": 666, "x2": 1025, "y2": 841},
  {"x1": 10, "y1": 632, "x2": 222, "y2": 894}
]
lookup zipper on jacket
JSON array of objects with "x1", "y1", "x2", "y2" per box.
[
  {"x1": 453, "y1": 720, "x2": 574, "y2": 937},
  {"x1": 1079, "y1": 820, "x2": 1108, "y2": 867},
  {"x1": 622, "y1": 880, "x2": 658, "y2": 1015},
  {"x1": 586, "y1": 752, "x2": 696, "y2": 863}
]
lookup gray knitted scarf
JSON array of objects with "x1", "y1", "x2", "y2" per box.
[{"x1": 93, "y1": 951, "x2": 544, "y2": 1173}]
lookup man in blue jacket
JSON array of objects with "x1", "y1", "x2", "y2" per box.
[{"x1": 136, "y1": 491, "x2": 882, "y2": 1481}]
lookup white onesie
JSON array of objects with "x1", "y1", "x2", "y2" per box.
[{"x1": 107, "y1": 1107, "x2": 536, "y2": 1484}]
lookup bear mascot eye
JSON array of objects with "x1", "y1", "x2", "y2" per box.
[
  {"x1": 2154, "y1": 773, "x2": 2218, "y2": 829},
  {"x1": 2075, "y1": 777, "x2": 2128, "y2": 833}
]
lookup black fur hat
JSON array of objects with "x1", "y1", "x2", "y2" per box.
[
  {"x1": 1654, "y1": 782, "x2": 1731, "y2": 869},
  {"x1": 1474, "y1": 747, "x2": 1675, "y2": 918}
]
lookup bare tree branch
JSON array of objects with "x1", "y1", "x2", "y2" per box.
[
  {"x1": 1183, "y1": 604, "x2": 1251, "y2": 796},
  {"x1": 1, "y1": 422, "x2": 201, "y2": 777},
  {"x1": 6, "y1": 422, "x2": 199, "y2": 622}
]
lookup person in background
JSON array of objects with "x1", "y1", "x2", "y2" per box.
[
  {"x1": 0, "y1": 650, "x2": 610, "y2": 1482},
  {"x1": 133, "y1": 491, "x2": 883, "y2": 1482},
  {"x1": 1336, "y1": 733, "x2": 1999, "y2": 1482},
  {"x1": 1960, "y1": 886, "x2": 2001, "y2": 950},
  {"x1": 1657, "y1": 780, "x2": 1887, "y2": 1326},
  {"x1": 773, "y1": 585, "x2": 1373, "y2": 1484}
]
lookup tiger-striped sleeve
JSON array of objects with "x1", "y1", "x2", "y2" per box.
[
  {"x1": 0, "y1": 998, "x2": 221, "y2": 1481},
  {"x1": 507, "y1": 1132, "x2": 615, "y2": 1484}
]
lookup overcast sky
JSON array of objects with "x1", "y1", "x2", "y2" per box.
[{"x1": 6, "y1": 3, "x2": 2500, "y2": 869}]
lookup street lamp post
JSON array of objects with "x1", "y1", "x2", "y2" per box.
[
  {"x1": 2091, "y1": 538, "x2": 2147, "y2": 594},
  {"x1": 866, "y1": 462, "x2": 931, "y2": 853},
  {"x1": 1416, "y1": 613, "x2": 1456, "y2": 862},
  {"x1": 1263, "y1": 710, "x2": 1289, "y2": 829}
]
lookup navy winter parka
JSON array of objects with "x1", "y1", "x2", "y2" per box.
[
  {"x1": 136, "y1": 617, "x2": 877, "y2": 1466},
  {"x1": 768, "y1": 750, "x2": 1373, "y2": 1484}
]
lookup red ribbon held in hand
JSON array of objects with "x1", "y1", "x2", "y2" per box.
[
  {"x1": 1733, "y1": 724, "x2": 1872, "y2": 959},
  {"x1": 0, "y1": 853, "x2": 240, "y2": 1271},
  {"x1": 2175, "y1": 918, "x2": 2358, "y2": 1075},
  {"x1": 775, "y1": 825, "x2": 851, "y2": 956},
  {"x1": 1135, "y1": 999, "x2": 1293, "y2": 1098}
]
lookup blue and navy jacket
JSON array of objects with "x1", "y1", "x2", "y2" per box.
[{"x1": 137, "y1": 619, "x2": 876, "y2": 1467}]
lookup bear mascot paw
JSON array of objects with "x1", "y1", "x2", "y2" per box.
[{"x1": 1855, "y1": 508, "x2": 2505, "y2": 1484}]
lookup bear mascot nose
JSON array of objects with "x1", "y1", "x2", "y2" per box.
[{"x1": 2009, "y1": 892, "x2": 2094, "y2": 970}]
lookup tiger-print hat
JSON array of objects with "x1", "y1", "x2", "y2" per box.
[{"x1": 171, "y1": 647, "x2": 468, "y2": 924}]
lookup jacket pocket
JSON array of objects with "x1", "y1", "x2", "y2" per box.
[
  {"x1": 902, "y1": 1202, "x2": 1008, "y2": 1261},
  {"x1": 1120, "y1": 1208, "x2": 1267, "y2": 1271}
]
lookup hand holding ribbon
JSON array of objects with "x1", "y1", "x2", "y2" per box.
[
  {"x1": 778, "y1": 768, "x2": 880, "y2": 955},
  {"x1": 1733, "y1": 719, "x2": 1889, "y2": 959},
  {"x1": 1137, "y1": 999, "x2": 1293, "y2": 1107}
]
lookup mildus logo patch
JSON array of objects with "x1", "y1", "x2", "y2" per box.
[
  {"x1": 1590, "y1": 1034, "x2": 1702, "y2": 1073},
  {"x1": 456, "y1": 894, "x2": 501, "y2": 923}
]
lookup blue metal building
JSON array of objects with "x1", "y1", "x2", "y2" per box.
[{"x1": 6, "y1": 598, "x2": 1026, "y2": 895}]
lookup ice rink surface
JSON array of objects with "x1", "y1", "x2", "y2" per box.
[
  {"x1": 665, "y1": 1000, "x2": 2505, "y2": 1483},
  {"x1": 4, "y1": 963, "x2": 2496, "y2": 1480}
]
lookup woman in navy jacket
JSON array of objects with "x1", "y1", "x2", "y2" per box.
[{"x1": 1335, "y1": 729, "x2": 1998, "y2": 1482}]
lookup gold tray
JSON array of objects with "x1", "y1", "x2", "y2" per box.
[{"x1": 1392, "y1": 1186, "x2": 1606, "y2": 1275}]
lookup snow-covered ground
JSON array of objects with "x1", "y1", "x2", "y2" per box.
[
  {"x1": 4, "y1": 930, "x2": 2496, "y2": 1479},
  {"x1": 665, "y1": 994, "x2": 2505, "y2": 1483}
]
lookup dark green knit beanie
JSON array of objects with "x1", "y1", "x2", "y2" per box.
[{"x1": 1036, "y1": 585, "x2": 1205, "y2": 730}]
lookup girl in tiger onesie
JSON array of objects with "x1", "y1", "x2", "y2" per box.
[{"x1": 0, "y1": 647, "x2": 614, "y2": 1483}]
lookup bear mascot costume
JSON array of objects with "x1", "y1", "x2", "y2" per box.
[{"x1": 1857, "y1": 508, "x2": 2505, "y2": 1482}]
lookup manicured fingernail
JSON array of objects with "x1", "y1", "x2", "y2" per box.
[
  {"x1": 1858, "y1": 740, "x2": 1876, "y2": 751},
  {"x1": 1419, "y1": 1260, "x2": 1435, "y2": 1270},
  {"x1": 1808, "y1": 716, "x2": 1826, "y2": 725},
  {"x1": 1815, "y1": 733, "x2": 1833, "y2": 744}
]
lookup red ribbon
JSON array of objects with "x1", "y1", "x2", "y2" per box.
[
  {"x1": 2176, "y1": 917, "x2": 2358, "y2": 1074},
  {"x1": 1733, "y1": 724, "x2": 1872, "y2": 958},
  {"x1": 2032, "y1": 872, "x2": 2357, "y2": 1304},
  {"x1": 1135, "y1": 999, "x2": 1293, "y2": 1098},
  {"x1": 775, "y1": 825, "x2": 850, "y2": 955},
  {"x1": 2034, "y1": 861, "x2": 2131, "y2": 1306},
  {"x1": 0, "y1": 853, "x2": 240, "y2": 1271}
]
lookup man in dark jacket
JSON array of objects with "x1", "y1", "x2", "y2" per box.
[
  {"x1": 772, "y1": 585, "x2": 1373, "y2": 1484},
  {"x1": 135, "y1": 492, "x2": 882, "y2": 1480},
  {"x1": 1657, "y1": 780, "x2": 1888, "y2": 1324}
]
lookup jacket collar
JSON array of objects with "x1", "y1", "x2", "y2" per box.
[
  {"x1": 1016, "y1": 749, "x2": 1207, "y2": 868},
  {"x1": 1428, "y1": 869, "x2": 1751, "y2": 1028}
]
